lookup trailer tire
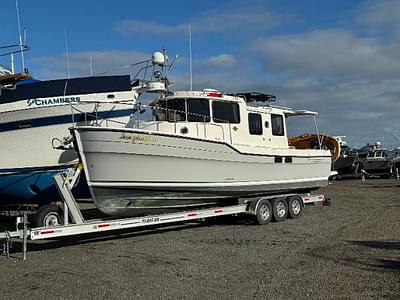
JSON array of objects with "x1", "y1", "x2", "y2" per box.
[
  {"x1": 287, "y1": 196, "x2": 303, "y2": 219},
  {"x1": 254, "y1": 199, "x2": 273, "y2": 225},
  {"x1": 272, "y1": 198, "x2": 288, "y2": 222},
  {"x1": 34, "y1": 204, "x2": 63, "y2": 228}
]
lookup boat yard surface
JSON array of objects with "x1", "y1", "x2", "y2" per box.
[{"x1": 1, "y1": 179, "x2": 399, "y2": 299}]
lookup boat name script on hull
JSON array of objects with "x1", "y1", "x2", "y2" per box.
[
  {"x1": 119, "y1": 133, "x2": 156, "y2": 143},
  {"x1": 27, "y1": 96, "x2": 81, "y2": 107}
]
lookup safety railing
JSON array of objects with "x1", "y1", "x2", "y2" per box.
[
  {"x1": 67, "y1": 103, "x2": 236, "y2": 144},
  {"x1": 130, "y1": 105, "x2": 233, "y2": 141}
]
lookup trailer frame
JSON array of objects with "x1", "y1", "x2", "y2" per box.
[{"x1": 1, "y1": 169, "x2": 330, "y2": 260}]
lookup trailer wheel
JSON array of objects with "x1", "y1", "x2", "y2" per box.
[
  {"x1": 254, "y1": 199, "x2": 273, "y2": 225},
  {"x1": 272, "y1": 198, "x2": 288, "y2": 222},
  {"x1": 34, "y1": 204, "x2": 63, "y2": 228},
  {"x1": 287, "y1": 196, "x2": 303, "y2": 219}
]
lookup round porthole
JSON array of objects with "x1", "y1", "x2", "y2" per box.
[
  {"x1": 180, "y1": 127, "x2": 189, "y2": 134},
  {"x1": 265, "y1": 121, "x2": 269, "y2": 128}
]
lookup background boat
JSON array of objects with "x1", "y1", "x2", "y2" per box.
[{"x1": 0, "y1": 72, "x2": 136, "y2": 222}]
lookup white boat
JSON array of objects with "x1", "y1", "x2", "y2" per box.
[
  {"x1": 71, "y1": 54, "x2": 333, "y2": 217},
  {"x1": 0, "y1": 72, "x2": 136, "y2": 207}
]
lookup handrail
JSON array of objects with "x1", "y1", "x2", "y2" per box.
[{"x1": 146, "y1": 104, "x2": 231, "y2": 141}]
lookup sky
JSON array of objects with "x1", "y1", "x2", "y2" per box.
[{"x1": 1, "y1": 0, "x2": 399, "y2": 148}]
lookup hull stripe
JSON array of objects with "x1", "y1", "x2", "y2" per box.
[
  {"x1": 88, "y1": 177, "x2": 328, "y2": 188},
  {"x1": 0, "y1": 109, "x2": 131, "y2": 133}
]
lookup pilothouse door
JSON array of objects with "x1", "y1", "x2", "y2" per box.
[{"x1": 211, "y1": 100, "x2": 244, "y2": 144}]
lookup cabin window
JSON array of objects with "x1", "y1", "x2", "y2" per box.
[
  {"x1": 187, "y1": 99, "x2": 210, "y2": 122},
  {"x1": 167, "y1": 99, "x2": 186, "y2": 122},
  {"x1": 248, "y1": 113, "x2": 263, "y2": 135},
  {"x1": 212, "y1": 101, "x2": 240, "y2": 123},
  {"x1": 271, "y1": 114, "x2": 284, "y2": 136},
  {"x1": 285, "y1": 157, "x2": 293, "y2": 163}
]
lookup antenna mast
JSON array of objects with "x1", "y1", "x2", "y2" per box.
[
  {"x1": 15, "y1": 0, "x2": 26, "y2": 72},
  {"x1": 64, "y1": 30, "x2": 71, "y2": 78},
  {"x1": 89, "y1": 56, "x2": 93, "y2": 76},
  {"x1": 189, "y1": 24, "x2": 193, "y2": 91}
]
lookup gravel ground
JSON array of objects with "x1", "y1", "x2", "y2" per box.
[{"x1": 1, "y1": 179, "x2": 399, "y2": 299}]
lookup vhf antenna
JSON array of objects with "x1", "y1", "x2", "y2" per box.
[
  {"x1": 15, "y1": 0, "x2": 26, "y2": 72},
  {"x1": 64, "y1": 30, "x2": 71, "y2": 78},
  {"x1": 189, "y1": 24, "x2": 193, "y2": 91}
]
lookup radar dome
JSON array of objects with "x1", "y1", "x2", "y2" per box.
[{"x1": 152, "y1": 52, "x2": 167, "y2": 66}]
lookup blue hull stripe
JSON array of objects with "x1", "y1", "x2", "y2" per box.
[{"x1": 0, "y1": 108, "x2": 132, "y2": 133}]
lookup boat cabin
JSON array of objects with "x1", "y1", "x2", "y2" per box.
[
  {"x1": 135, "y1": 89, "x2": 318, "y2": 151},
  {"x1": 367, "y1": 150, "x2": 387, "y2": 159}
]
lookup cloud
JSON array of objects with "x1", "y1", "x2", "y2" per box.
[
  {"x1": 115, "y1": 8, "x2": 280, "y2": 36},
  {"x1": 30, "y1": 50, "x2": 149, "y2": 79},
  {"x1": 356, "y1": 0, "x2": 400, "y2": 37},
  {"x1": 115, "y1": 20, "x2": 187, "y2": 37},
  {"x1": 190, "y1": 8, "x2": 280, "y2": 34},
  {"x1": 344, "y1": 111, "x2": 384, "y2": 120},
  {"x1": 271, "y1": 78, "x2": 399, "y2": 146},
  {"x1": 205, "y1": 54, "x2": 237, "y2": 69},
  {"x1": 250, "y1": 29, "x2": 400, "y2": 81}
]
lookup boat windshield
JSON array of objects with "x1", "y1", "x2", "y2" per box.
[{"x1": 151, "y1": 98, "x2": 211, "y2": 122}]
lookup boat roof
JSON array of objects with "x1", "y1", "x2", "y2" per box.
[
  {"x1": 0, "y1": 75, "x2": 132, "y2": 104},
  {"x1": 282, "y1": 109, "x2": 318, "y2": 116}
]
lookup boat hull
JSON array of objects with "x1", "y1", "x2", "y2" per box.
[
  {"x1": 0, "y1": 166, "x2": 90, "y2": 208},
  {"x1": 333, "y1": 156, "x2": 357, "y2": 175},
  {"x1": 361, "y1": 158, "x2": 393, "y2": 174},
  {"x1": 74, "y1": 127, "x2": 332, "y2": 217}
]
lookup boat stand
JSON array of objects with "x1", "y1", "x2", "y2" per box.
[{"x1": 0, "y1": 213, "x2": 28, "y2": 260}]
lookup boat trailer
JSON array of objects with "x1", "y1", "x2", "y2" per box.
[{"x1": 1, "y1": 169, "x2": 331, "y2": 260}]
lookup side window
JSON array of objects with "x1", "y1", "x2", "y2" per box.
[
  {"x1": 212, "y1": 101, "x2": 240, "y2": 123},
  {"x1": 271, "y1": 114, "x2": 284, "y2": 136},
  {"x1": 187, "y1": 99, "x2": 210, "y2": 122},
  {"x1": 248, "y1": 113, "x2": 262, "y2": 135},
  {"x1": 167, "y1": 99, "x2": 186, "y2": 122}
]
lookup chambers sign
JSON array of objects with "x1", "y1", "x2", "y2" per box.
[{"x1": 27, "y1": 96, "x2": 81, "y2": 107}]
